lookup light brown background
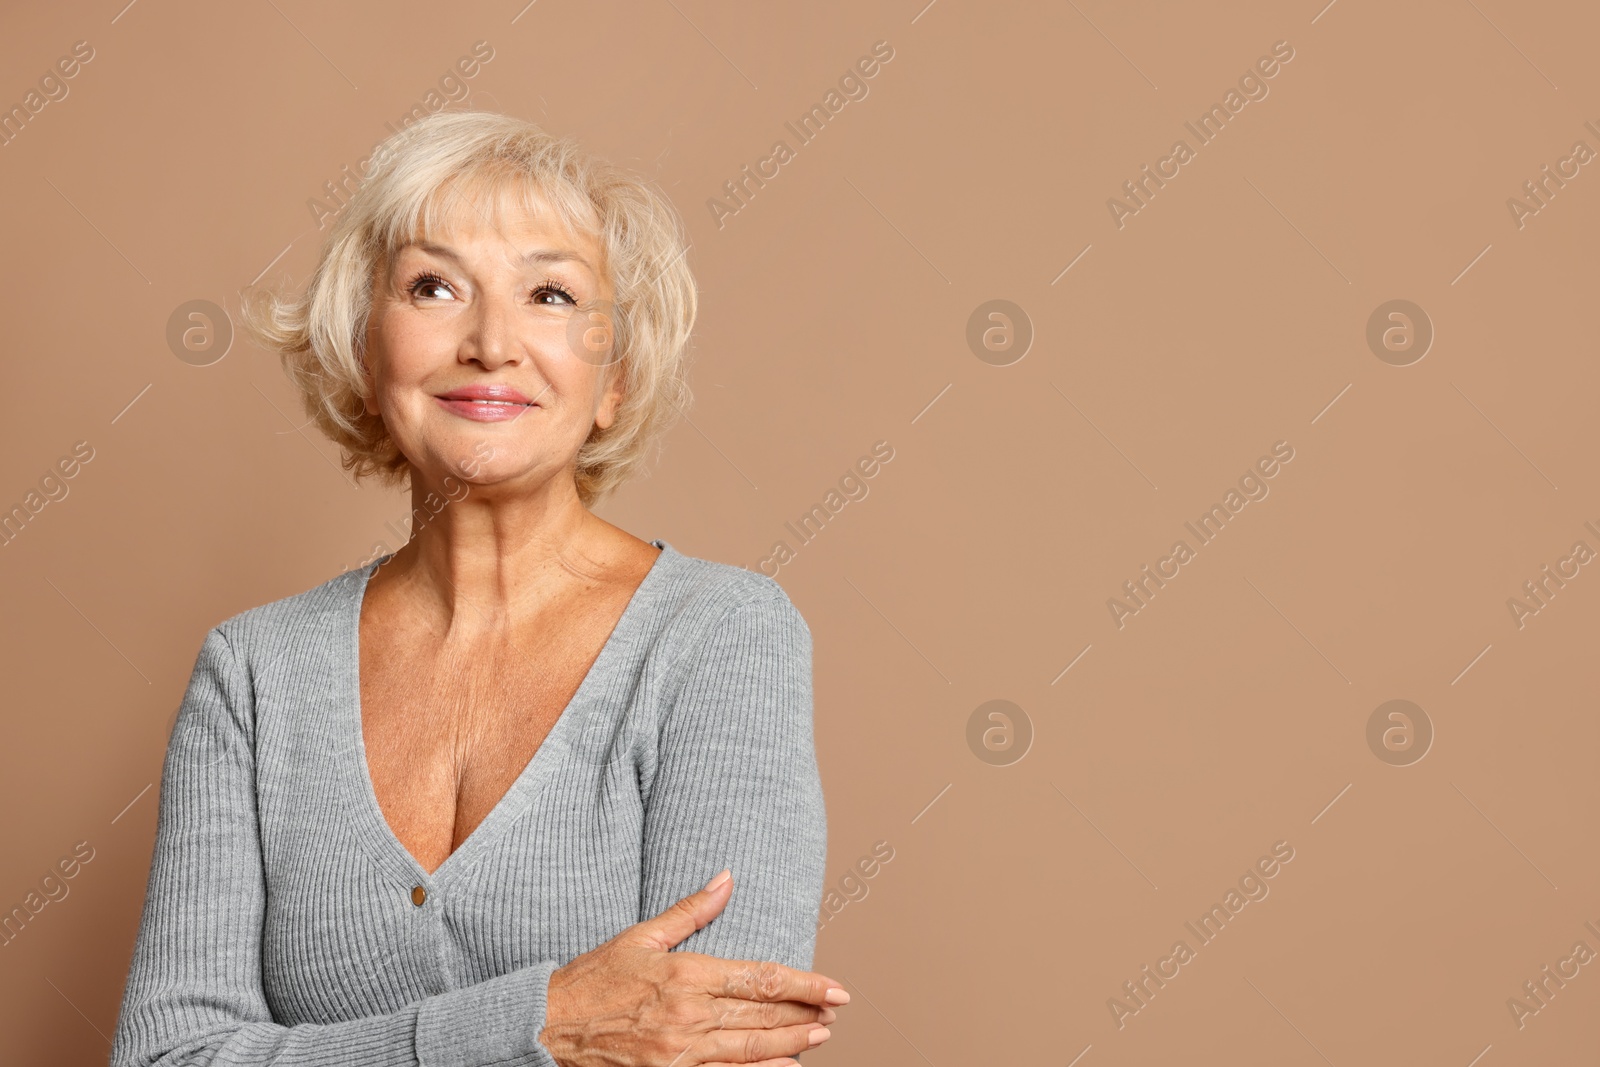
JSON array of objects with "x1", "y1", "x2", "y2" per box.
[{"x1": 2, "y1": 1, "x2": 1596, "y2": 1063}]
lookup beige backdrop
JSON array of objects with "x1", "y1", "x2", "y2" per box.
[{"x1": 2, "y1": 0, "x2": 1597, "y2": 1063}]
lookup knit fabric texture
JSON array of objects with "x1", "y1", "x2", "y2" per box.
[{"x1": 110, "y1": 539, "x2": 826, "y2": 1066}]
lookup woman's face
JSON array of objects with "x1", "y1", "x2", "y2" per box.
[{"x1": 362, "y1": 192, "x2": 619, "y2": 496}]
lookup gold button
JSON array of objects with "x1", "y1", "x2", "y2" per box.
[{"x1": 411, "y1": 885, "x2": 427, "y2": 906}]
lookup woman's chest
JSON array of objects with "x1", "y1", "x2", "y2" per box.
[
  {"x1": 250, "y1": 666, "x2": 654, "y2": 1023},
  {"x1": 256, "y1": 789, "x2": 648, "y2": 1024},
  {"x1": 359, "y1": 643, "x2": 593, "y2": 875}
]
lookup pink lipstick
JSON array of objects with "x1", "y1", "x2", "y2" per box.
[{"x1": 434, "y1": 383, "x2": 538, "y2": 423}]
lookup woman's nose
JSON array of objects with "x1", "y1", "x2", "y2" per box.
[{"x1": 462, "y1": 295, "x2": 521, "y2": 368}]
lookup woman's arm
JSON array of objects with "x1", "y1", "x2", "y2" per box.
[
  {"x1": 639, "y1": 591, "x2": 828, "y2": 971},
  {"x1": 111, "y1": 627, "x2": 562, "y2": 1067}
]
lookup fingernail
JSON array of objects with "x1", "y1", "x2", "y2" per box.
[
  {"x1": 824, "y1": 987, "x2": 850, "y2": 1005},
  {"x1": 702, "y1": 869, "x2": 731, "y2": 892},
  {"x1": 818, "y1": 1007, "x2": 837, "y2": 1024},
  {"x1": 808, "y1": 1026, "x2": 831, "y2": 1046}
]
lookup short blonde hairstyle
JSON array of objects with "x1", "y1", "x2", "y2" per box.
[{"x1": 241, "y1": 110, "x2": 697, "y2": 507}]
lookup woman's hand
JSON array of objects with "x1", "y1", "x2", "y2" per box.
[{"x1": 538, "y1": 869, "x2": 847, "y2": 1067}]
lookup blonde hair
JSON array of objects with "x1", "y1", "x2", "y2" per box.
[{"x1": 241, "y1": 110, "x2": 697, "y2": 507}]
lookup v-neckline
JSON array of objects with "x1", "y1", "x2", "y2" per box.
[{"x1": 341, "y1": 539, "x2": 674, "y2": 885}]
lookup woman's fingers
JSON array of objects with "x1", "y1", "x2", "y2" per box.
[
  {"x1": 628, "y1": 868, "x2": 736, "y2": 951},
  {"x1": 694, "y1": 954, "x2": 849, "y2": 1008},
  {"x1": 553, "y1": 870, "x2": 850, "y2": 1065},
  {"x1": 705, "y1": 997, "x2": 836, "y2": 1030},
  {"x1": 681, "y1": 1021, "x2": 831, "y2": 1064},
  {"x1": 627, "y1": 870, "x2": 852, "y2": 1010}
]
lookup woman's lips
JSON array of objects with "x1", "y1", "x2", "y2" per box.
[{"x1": 433, "y1": 396, "x2": 537, "y2": 422}]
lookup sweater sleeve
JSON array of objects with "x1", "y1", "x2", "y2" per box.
[
  {"x1": 640, "y1": 592, "x2": 827, "y2": 972},
  {"x1": 110, "y1": 627, "x2": 561, "y2": 1067}
]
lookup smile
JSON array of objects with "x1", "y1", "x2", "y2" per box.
[{"x1": 434, "y1": 396, "x2": 539, "y2": 422}]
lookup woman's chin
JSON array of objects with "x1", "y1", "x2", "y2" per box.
[{"x1": 427, "y1": 456, "x2": 549, "y2": 492}]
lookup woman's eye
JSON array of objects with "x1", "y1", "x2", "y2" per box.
[
  {"x1": 407, "y1": 275, "x2": 574, "y2": 304},
  {"x1": 533, "y1": 285, "x2": 577, "y2": 306},
  {"x1": 410, "y1": 274, "x2": 455, "y2": 300}
]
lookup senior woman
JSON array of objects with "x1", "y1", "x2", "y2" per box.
[{"x1": 110, "y1": 110, "x2": 843, "y2": 1067}]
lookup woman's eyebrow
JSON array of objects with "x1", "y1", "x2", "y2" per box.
[
  {"x1": 520, "y1": 247, "x2": 592, "y2": 270},
  {"x1": 404, "y1": 241, "x2": 593, "y2": 273}
]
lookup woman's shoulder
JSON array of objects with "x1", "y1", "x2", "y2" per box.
[
  {"x1": 653, "y1": 540, "x2": 809, "y2": 635},
  {"x1": 205, "y1": 558, "x2": 377, "y2": 653},
  {"x1": 645, "y1": 545, "x2": 812, "y2": 725}
]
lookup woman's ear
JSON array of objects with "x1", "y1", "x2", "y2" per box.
[
  {"x1": 360, "y1": 272, "x2": 388, "y2": 417},
  {"x1": 358, "y1": 312, "x2": 381, "y2": 416},
  {"x1": 593, "y1": 364, "x2": 625, "y2": 431},
  {"x1": 359, "y1": 351, "x2": 381, "y2": 416}
]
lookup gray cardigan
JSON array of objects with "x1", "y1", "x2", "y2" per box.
[{"x1": 111, "y1": 540, "x2": 826, "y2": 1066}]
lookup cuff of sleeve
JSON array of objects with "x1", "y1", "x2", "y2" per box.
[{"x1": 415, "y1": 959, "x2": 561, "y2": 1067}]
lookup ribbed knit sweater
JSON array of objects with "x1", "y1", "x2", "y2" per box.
[{"x1": 110, "y1": 539, "x2": 826, "y2": 1067}]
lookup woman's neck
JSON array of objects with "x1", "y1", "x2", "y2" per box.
[{"x1": 370, "y1": 475, "x2": 624, "y2": 633}]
